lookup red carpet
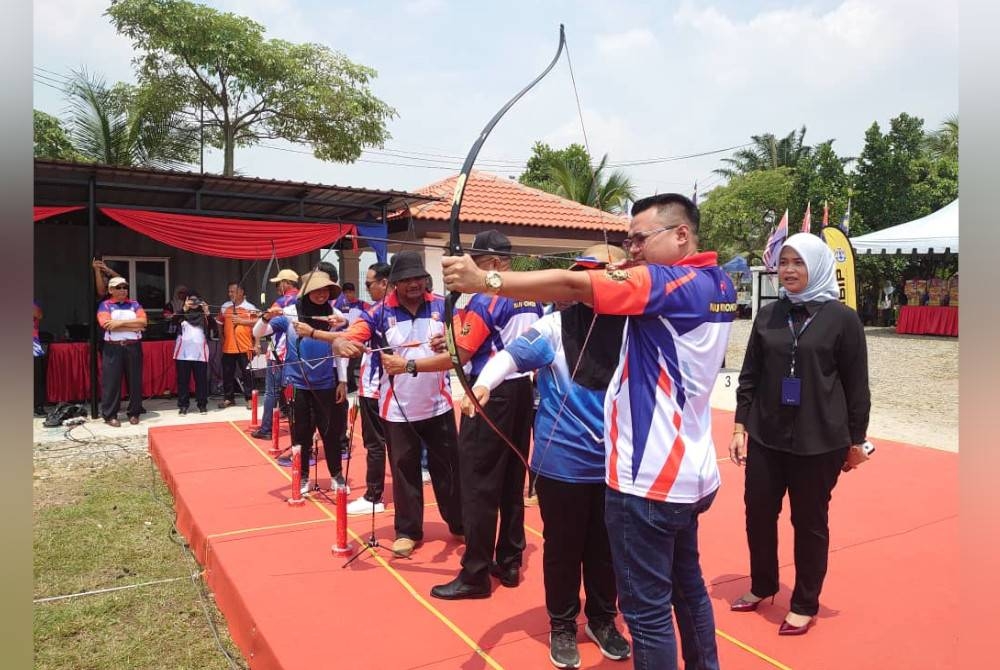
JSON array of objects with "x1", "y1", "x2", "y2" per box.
[{"x1": 149, "y1": 409, "x2": 958, "y2": 669}]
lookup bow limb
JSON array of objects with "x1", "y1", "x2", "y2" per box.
[{"x1": 443, "y1": 26, "x2": 566, "y2": 470}]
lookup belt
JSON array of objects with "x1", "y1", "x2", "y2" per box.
[{"x1": 105, "y1": 339, "x2": 141, "y2": 346}]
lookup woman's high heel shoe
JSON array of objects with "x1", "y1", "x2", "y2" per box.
[
  {"x1": 778, "y1": 616, "x2": 814, "y2": 636},
  {"x1": 730, "y1": 593, "x2": 774, "y2": 612}
]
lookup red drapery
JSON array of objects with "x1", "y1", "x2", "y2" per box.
[
  {"x1": 896, "y1": 306, "x2": 958, "y2": 337},
  {"x1": 46, "y1": 341, "x2": 225, "y2": 403},
  {"x1": 34, "y1": 205, "x2": 84, "y2": 222},
  {"x1": 100, "y1": 207, "x2": 357, "y2": 260}
]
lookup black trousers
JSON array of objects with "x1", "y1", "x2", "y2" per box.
[
  {"x1": 458, "y1": 376, "x2": 533, "y2": 584},
  {"x1": 535, "y1": 474, "x2": 618, "y2": 633},
  {"x1": 744, "y1": 439, "x2": 848, "y2": 616},
  {"x1": 359, "y1": 396, "x2": 387, "y2": 503},
  {"x1": 292, "y1": 387, "x2": 348, "y2": 482},
  {"x1": 99, "y1": 342, "x2": 143, "y2": 420},
  {"x1": 176, "y1": 359, "x2": 208, "y2": 411},
  {"x1": 383, "y1": 411, "x2": 463, "y2": 542},
  {"x1": 221, "y1": 352, "x2": 252, "y2": 402},
  {"x1": 34, "y1": 354, "x2": 47, "y2": 410}
]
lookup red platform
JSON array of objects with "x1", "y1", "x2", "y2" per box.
[{"x1": 149, "y1": 411, "x2": 960, "y2": 670}]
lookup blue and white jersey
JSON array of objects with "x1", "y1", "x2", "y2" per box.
[
  {"x1": 483, "y1": 311, "x2": 607, "y2": 484},
  {"x1": 590, "y1": 252, "x2": 737, "y2": 503},
  {"x1": 258, "y1": 314, "x2": 347, "y2": 390}
]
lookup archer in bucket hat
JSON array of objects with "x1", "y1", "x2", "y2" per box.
[{"x1": 389, "y1": 251, "x2": 431, "y2": 283}]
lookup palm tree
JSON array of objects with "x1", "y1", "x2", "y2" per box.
[
  {"x1": 714, "y1": 126, "x2": 813, "y2": 178},
  {"x1": 925, "y1": 114, "x2": 958, "y2": 161},
  {"x1": 547, "y1": 153, "x2": 637, "y2": 215},
  {"x1": 64, "y1": 69, "x2": 197, "y2": 169}
]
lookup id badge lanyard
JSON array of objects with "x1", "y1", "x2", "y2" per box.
[
  {"x1": 786, "y1": 311, "x2": 818, "y2": 379},
  {"x1": 782, "y1": 305, "x2": 823, "y2": 407}
]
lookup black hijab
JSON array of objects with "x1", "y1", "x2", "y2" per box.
[
  {"x1": 296, "y1": 290, "x2": 334, "y2": 331},
  {"x1": 560, "y1": 303, "x2": 626, "y2": 391}
]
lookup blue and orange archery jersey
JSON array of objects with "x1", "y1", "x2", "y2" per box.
[
  {"x1": 454, "y1": 294, "x2": 542, "y2": 378},
  {"x1": 342, "y1": 291, "x2": 453, "y2": 423},
  {"x1": 267, "y1": 288, "x2": 299, "y2": 361},
  {"x1": 96, "y1": 298, "x2": 147, "y2": 342},
  {"x1": 589, "y1": 252, "x2": 737, "y2": 503}
]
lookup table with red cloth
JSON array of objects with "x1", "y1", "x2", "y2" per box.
[
  {"x1": 46, "y1": 340, "x2": 225, "y2": 403},
  {"x1": 895, "y1": 305, "x2": 959, "y2": 337}
]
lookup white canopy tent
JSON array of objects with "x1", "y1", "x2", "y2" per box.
[{"x1": 849, "y1": 199, "x2": 958, "y2": 254}]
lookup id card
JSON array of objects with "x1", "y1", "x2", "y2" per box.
[{"x1": 781, "y1": 377, "x2": 801, "y2": 406}]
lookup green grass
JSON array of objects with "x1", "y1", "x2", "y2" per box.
[{"x1": 33, "y1": 458, "x2": 243, "y2": 670}]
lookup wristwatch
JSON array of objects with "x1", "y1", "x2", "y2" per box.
[
  {"x1": 405, "y1": 359, "x2": 418, "y2": 377},
  {"x1": 484, "y1": 270, "x2": 503, "y2": 293}
]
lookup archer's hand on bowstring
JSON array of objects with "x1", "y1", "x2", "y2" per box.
[
  {"x1": 381, "y1": 353, "x2": 407, "y2": 376},
  {"x1": 429, "y1": 333, "x2": 448, "y2": 354},
  {"x1": 460, "y1": 385, "x2": 491, "y2": 418},
  {"x1": 441, "y1": 254, "x2": 485, "y2": 293},
  {"x1": 332, "y1": 338, "x2": 365, "y2": 359}
]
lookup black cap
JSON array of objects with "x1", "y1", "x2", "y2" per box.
[
  {"x1": 388, "y1": 251, "x2": 430, "y2": 283},
  {"x1": 469, "y1": 230, "x2": 512, "y2": 257}
]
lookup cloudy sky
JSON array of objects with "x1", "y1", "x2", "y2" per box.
[{"x1": 33, "y1": 0, "x2": 958, "y2": 200}]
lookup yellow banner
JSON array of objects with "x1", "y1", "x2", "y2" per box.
[{"x1": 820, "y1": 226, "x2": 857, "y2": 311}]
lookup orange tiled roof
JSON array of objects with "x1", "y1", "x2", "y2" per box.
[{"x1": 406, "y1": 171, "x2": 628, "y2": 232}]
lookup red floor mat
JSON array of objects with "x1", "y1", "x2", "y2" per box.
[{"x1": 148, "y1": 410, "x2": 959, "y2": 669}]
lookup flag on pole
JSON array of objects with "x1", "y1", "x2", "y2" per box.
[
  {"x1": 822, "y1": 200, "x2": 829, "y2": 227},
  {"x1": 800, "y1": 201, "x2": 812, "y2": 234},
  {"x1": 840, "y1": 197, "x2": 851, "y2": 233},
  {"x1": 762, "y1": 209, "x2": 789, "y2": 270}
]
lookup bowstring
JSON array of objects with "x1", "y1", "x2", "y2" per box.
[{"x1": 526, "y1": 34, "x2": 614, "y2": 492}]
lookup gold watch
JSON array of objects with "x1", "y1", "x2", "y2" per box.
[{"x1": 484, "y1": 270, "x2": 503, "y2": 293}]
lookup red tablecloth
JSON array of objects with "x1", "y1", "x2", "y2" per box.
[
  {"x1": 46, "y1": 341, "x2": 223, "y2": 403},
  {"x1": 896, "y1": 306, "x2": 958, "y2": 337}
]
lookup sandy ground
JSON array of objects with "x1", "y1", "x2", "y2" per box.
[{"x1": 713, "y1": 319, "x2": 958, "y2": 452}]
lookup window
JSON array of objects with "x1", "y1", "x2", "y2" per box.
[{"x1": 104, "y1": 256, "x2": 170, "y2": 311}]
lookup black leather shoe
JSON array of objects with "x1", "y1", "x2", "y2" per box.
[
  {"x1": 490, "y1": 563, "x2": 520, "y2": 588},
  {"x1": 250, "y1": 429, "x2": 271, "y2": 439},
  {"x1": 430, "y1": 576, "x2": 490, "y2": 600}
]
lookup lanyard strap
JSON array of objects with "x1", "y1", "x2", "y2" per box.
[{"x1": 786, "y1": 305, "x2": 823, "y2": 377}]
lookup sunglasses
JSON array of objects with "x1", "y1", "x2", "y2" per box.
[
  {"x1": 621, "y1": 224, "x2": 680, "y2": 251},
  {"x1": 112, "y1": 284, "x2": 129, "y2": 290}
]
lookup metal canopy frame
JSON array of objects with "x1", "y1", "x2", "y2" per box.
[{"x1": 34, "y1": 159, "x2": 441, "y2": 417}]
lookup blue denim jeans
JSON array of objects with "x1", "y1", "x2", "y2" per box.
[
  {"x1": 605, "y1": 487, "x2": 719, "y2": 670},
  {"x1": 258, "y1": 362, "x2": 284, "y2": 434}
]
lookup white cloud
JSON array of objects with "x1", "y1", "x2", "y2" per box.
[
  {"x1": 596, "y1": 28, "x2": 656, "y2": 55},
  {"x1": 542, "y1": 108, "x2": 634, "y2": 162},
  {"x1": 403, "y1": 0, "x2": 446, "y2": 17}
]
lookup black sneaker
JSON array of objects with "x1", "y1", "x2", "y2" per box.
[
  {"x1": 549, "y1": 630, "x2": 580, "y2": 669},
  {"x1": 584, "y1": 622, "x2": 630, "y2": 661}
]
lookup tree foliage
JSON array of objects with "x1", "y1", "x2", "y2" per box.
[
  {"x1": 713, "y1": 126, "x2": 813, "y2": 178},
  {"x1": 106, "y1": 0, "x2": 397, "y2": 176},
  {"x1": 519, "y1": 142, "x2": 636, "y2": 214},
  {"x1": 519, "y1": 142, "x2": 591, "y2": 193},
  {"x1": 33, "y1": 110, "x2": 83, "y2": 161},
  {"x1": 698, "y1": 168, "x2": 795, "y2": 263},
  {"x1": 924, "y1": 113, "x2": 958, "y2": 161},
  {"x1": 63, "y1": 69, "x2": 198, "y2": 169},
  {"x1": 853, "y1": 113, "x2": 957, "y2": 235},
  {"x1": 788, "y1": 140, "x2": 853, "y2": 227}
]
